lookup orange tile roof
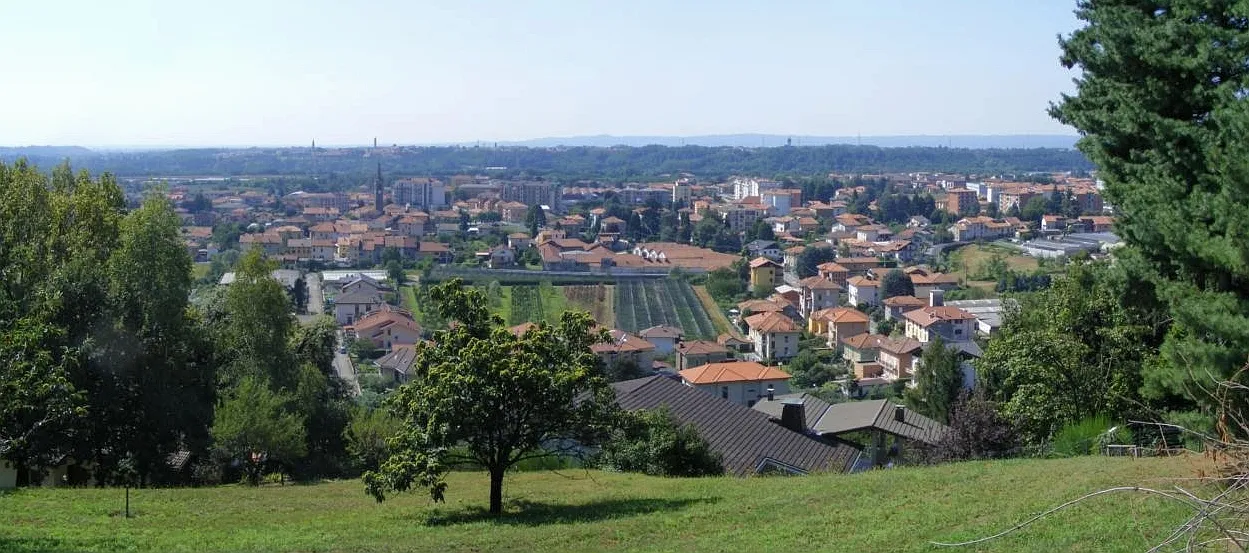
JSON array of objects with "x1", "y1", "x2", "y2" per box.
[
  {"x1": 676, "y1": 340, "x2": 730, "y2": 356},
  {"x1": 841, "y1": 333, "x2": 886, "y2": 350},
  {"x1": 810, "y1": 307, "x2": 870, "y2": 324},
  {"x1": 680, "y1": 360, "x2": 791, "y2": 385},
  {"x1": 903, "y1": 306, "x2": 976, "y2": 327},
  {"x1": 744, "y1": 312, "x2": 800, "y2": 333},
  {"x1": 748, "y1": 257, "x2": 781, "y2": 268},
  {"x1": 846, "y1": 276, "x2": 879, "y2": 288}
]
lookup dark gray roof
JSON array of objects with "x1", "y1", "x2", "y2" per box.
[
  {"x1": 753, "y1": 394, "x2": 948, "y2": 445},
  {"x1": 610, "y1": 376, "x2": 860, "y2": 475},
  {"x1": 376, "y1": 346, "x2": 417, "y2": 375}
]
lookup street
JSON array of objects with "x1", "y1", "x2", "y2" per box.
[
  {"x1": 297, "y1": 272, "x2": 325, "y2": 325},
  {"x1": 333, "y1": 330, "x2": 361, "y2": 396}
]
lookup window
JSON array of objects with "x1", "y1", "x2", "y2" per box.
[
  {"x1": 955, "y1": 328, "x2": 963, "y2": 335},
  {"x1": 721, "y1": 387, "x2": 729, "y2": 399}
]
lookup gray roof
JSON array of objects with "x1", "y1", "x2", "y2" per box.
[
  {"x1": 334, "y1": 290, "x2": 384, "y2": 306},
  {"x1": 610, "y1": 376, "x2": 860, "y2": 475},
  {"x1": 376, "y1": 346, "x2": 417, "y2": 375},
  {"x1": 219, "y1": 269, "x2": 302, "y2": 288},
  {"x1": 945, "y1": 298, "x2": 1017, "y2": 330},
  {"x1": 753, "y1": 394, "x2": 948, "y2": 445}
]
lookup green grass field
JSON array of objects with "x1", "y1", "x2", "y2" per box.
[{"x1": 0, "y1": 456, "x2": 1211, "y2": 553}]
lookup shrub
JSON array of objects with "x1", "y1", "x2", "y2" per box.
[
  {"x1": 920, "y1": 392, "x2": 1019, "y2": 463},
  {"x1": 1051, "y1": 414, "x2": 1127, "y2": 457},
  {"x1": 595, "y1": 408, "x2": 724, "y2": 477}
]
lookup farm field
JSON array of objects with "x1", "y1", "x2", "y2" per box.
[
  {"x1": 563, "y1": 284, "x2": 614, "y2": 326},
  {"x1": 614, "y1": 280, "x2": 717, "y2": 340},
  {"x1": 692, "y1": 284, "x2": 740, "y2": 339},
  {"x1": 505, "y1": 282, "x2": 568, "y2": 326}
]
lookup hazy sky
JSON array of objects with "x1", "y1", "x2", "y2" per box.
[{"x1": 2, "y1": 1, "x2": 1082, "y2": 146}]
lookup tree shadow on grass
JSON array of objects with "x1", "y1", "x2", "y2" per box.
[{"x1": 423, "y1": 496, "x2": 718, "y2": 527}]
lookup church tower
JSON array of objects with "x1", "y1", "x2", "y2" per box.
[{"x1": 374, "y1": 162, "x2": 383, "y2": 212}]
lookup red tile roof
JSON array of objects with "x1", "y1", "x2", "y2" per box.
[{"x1": 680, "y1": 361, "x2": 791, "y2": 385}]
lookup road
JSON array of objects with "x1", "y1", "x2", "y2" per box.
[
  {"x1": 298, "y1": 272, "x2": 325, "y2": 325},
  {"x1": 333, "y1": 330, "x2": 361, "y2": 396}
]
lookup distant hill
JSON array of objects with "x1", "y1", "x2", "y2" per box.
[
  {"x1": 0, "y1": 146, "x2": 97, "y2": 158},
  {"x1": 480, "y1": 134, "x2": 1080, "y2": 149}
]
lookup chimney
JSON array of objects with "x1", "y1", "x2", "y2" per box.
[
  {"x1": 766, "y1": 384, "x2": 775, "y2": 401},
  {"x1": 894, "y1": 404, "x2": 906, "y2": 422},
  {"x1": 929, "y1": 289, "x2": 944, "y2": 307},
  {"x1": 780, "y1": 399, "x2": 805, "y2": 433}
]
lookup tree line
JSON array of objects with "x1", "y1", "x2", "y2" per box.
[{"x1": 1, "y1": 144, "x2": 1092, "y2": 182}]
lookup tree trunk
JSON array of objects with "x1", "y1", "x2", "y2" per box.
[{"x1": 488, "y1": 467, "x2": 505, "y2": 515}]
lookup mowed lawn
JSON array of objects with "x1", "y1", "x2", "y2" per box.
[{"x1": 0, "y1": 456, "x2": 1212, "y2": 553}]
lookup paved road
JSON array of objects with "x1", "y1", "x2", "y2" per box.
[
  {"x1": 297, "y1": 272, "x2": 325, "y2": 325},
  {"x1": 333, "y1": 330, "x2": 361, "y2": 396}
]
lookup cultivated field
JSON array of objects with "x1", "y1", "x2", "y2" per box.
[
  {"x1": 614, "y1": 280, "x2": 717, "y2": 340},
  {"x1": 0, "y1": 455, "x2": 1211, "y2": 553},
  {"x1": 563, "y1": 284, "x2": 614, "y2": 326}
]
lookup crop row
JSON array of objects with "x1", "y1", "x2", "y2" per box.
[{"x1": 613, "y1": 280, "x2": 717, "y2": 340}]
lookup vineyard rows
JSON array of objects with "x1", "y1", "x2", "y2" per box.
[
  {"x1": 508, "y1": 285, "x2": 545, "y2": 325},
  {"x1": 613, "y1": 280, "x2": 717, "y2": 340}
]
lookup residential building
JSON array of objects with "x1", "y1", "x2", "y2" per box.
[
  {"x1": 347, "y1": 307, "x2": 422, "y2": 350},
  {"x1": 809, "y1": 306, "x2": 869, "y2": 342},
  {"x1": 743, "y1": 312, "x2": 801, "y2": 361},
  {"x1": 333, "y1": 290, "x2": 385, "y2": 325},
  {"x1": 910, "y1": 272, "x2": 961, "y2": 299},
  {"x1": 877, "y1": 337, "x2": 924, "y2": 380},
  {"x1": 940, "y1": 189, "x2": 979, "y2": 216},
  {"x1": 817, "y1": 262, "x2": 850, "y2": 288},
  {"x1": 392, "y1": 177, "x2": 447, "y2": 210},
  {"x1": 675, "y1": 340, "x2": 730, "y2": 371},
  {"x1": 638, "y1": 325, "x2": 683, "y2": 355},
  {"x1": 753, "y1": 395, "x2": 947, "y2": 468},
  {"x1": 797, "y1": 276, "x2": 842, "y2": 318},
  {"x1": 591, "y1": 329, "x2": 657, "y2": 370},
  {"x1": 883, "y1": 295, "x2": 927, "y2": 321},
  {"x1": 501, "y1": 181, "x2": 561, "y2": 212},
  {"x1": 841, "y1": 333, "x2": 886, "y2": 378},
  {"x1": 612, "y1": 376, "x2": 860, "y2": 475},
  {"x1": 745, "y1": 240, "x2": 782, "y2": 261},
  {"x1": 902, "y1": 304, "x2": 977, "y2": 344},
  {"x1": 679, "y1": 360, "x2": 792, "y2": 407},
  {"x1": 376, "y1": 344, "x2": 416, "y2": 383},
  {"x1": 846, "y1": 276, "x2": 880, "y2": 308},
  {"x1": 748, "y1": 257, "x2": 783, "y2": 290}
]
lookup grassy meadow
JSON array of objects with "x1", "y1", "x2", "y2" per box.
[{"x1": 0, "y1": 455, "x2": 1213, "y2": 553}]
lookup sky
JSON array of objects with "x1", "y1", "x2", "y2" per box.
[{"x1": 1, "y1": 1, "x2": 1083, "y2": 147}]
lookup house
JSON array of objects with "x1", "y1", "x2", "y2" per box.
[
  {"x1": 744, "y1": 240, "x2": 782, "y2": 261},
  {"x1": 946, "y1": 298, "x2": 1013, "y2": 335},
  {"x1": 484, "y1": 245, "x2": 515, "y2": 268},
  {"x1": 748, "y1": 257, "x2": 783, "y2": 289},
  {"x1": 638, "y1": 325, "x2": 683, "y2": 355},
  {"x1": 341, "y1": 273, "x2": 389, "y2": 296},
  {"x1": 816, "y1": 262, "x2": 850, "y2": 288},
  {"x1": 376, "y1": 344, "x2": 417, "y2": 383},
  {"x1": 910, "y1": 272, "x2": 961, "y2": 299},
  {"x1": 611, "y1": 376, "x2": 861, "y2": 475},
  {"x1": 797, "y1": 276, "x2": 842, "y2": 318},
  {"x1": 717, "y1": 333, "x2": 751, "y2": 354},
  {"x1": 675, "y1": 340, "x2": 730, "y2": 371},
  {"x1": 1078, "y1": 215, "x2": 1115, "y2": 232},
  {"x1": 507, "y1": 232, "x2": 533, "y2": 250},
  {"x1": 591, "y1": 329, "x2": 657, "y2": 370},
  {"x1": 882, "y1": 295, "x2": 927, "y2": 321},
  {"x1": 835, "y1": 257, "x2": 881, "y2": 273},
  {"x1": 743, "y1": 312, "x2": 801, "y2": 361},
  {"x1": 333, "y1": 290, "x2": 385, "y2": 325},
  {"x1": 902, "y1": 300, "x2": 977, "y2": 345},
  {"x1": 679, "y1": 360, "x2": 793, "y2": 407},
  {"x1": 346, "y1": 307, "x2": 422, "y2": 350},
  {"x1": 808, "y1": 306, "x2": 869, "y2": 342},
  {"x1": 416, "y1": 241, "x2": 454, "y2": 264},
  {"x1": 877, "y1": 337, "x2": 924, "y2": 380},
  {"x1": 846, "y1": 276, "x2": 881, "y2": 308},
  {"x1": 753, "y1": 395, "x2": 948, "y2": 468},
  {"x1": 841, "y1": 333, "x2": 887, "y2": 378}
]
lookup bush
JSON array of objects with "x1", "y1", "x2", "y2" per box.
[
  {"x1": 920, "y1": 392, "x2": 1019, "y2": 463},
  {"x1": 1051, "y1": 414, "x2": 1128, "y2": 457},
  {"x1": 595, "y1": 408, "x2": 724, "y2": 477}
]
